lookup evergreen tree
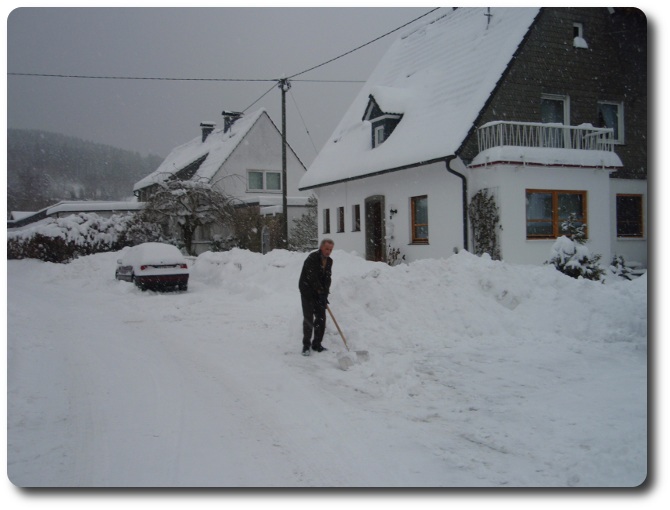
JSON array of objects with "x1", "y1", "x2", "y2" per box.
[
  {"x1": 288, "y1": 195, "x2": 318, "y2": 252},
  {"x1": 547, "y1": 213, "x2": 605, "y2": 281}
]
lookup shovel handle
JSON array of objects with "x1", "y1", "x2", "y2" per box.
[{"x1": 326, "y1": 305, "x2": 349, "y2": 352}]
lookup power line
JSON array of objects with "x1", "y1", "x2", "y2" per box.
[
  {"x1": 7, "y1": 72, "x2": 277, "y2": 82},
  {"x1": 7, "y1": 72, "x2": 365, "y2": 84},
  {"x1": 242, "y1": 82, "x2": 278, "y2": 113},
  {"x1": 8, "y1": 8, "x2": 441, "y2": 85},
  {"x1": 287, "y1": 7, "x2": 441, "y2": 79},
  {"x1": 289, "y1": 87, "x2": 318, "y2": 156}
]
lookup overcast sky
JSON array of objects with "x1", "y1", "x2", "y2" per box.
[{"x1": 7, "y1": 5, "x2": 443, "y2": 165}]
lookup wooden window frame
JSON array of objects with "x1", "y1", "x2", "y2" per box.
[
  {"x1": 411, "y1": 195, "x2": 429, "y2": 244},
  {"x1": 526, "y1": 189, "x2": 588, "y2": 239},
  {"x1": 616, "y1": 194, "x2": 643, "y2": 238}
]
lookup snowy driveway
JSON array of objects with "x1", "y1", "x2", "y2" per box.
[{"x1": 7, "y1": 250, "x2": 647, "y2": 487}]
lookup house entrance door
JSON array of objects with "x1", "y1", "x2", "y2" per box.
[{"x1": 365, "y1": 195, "x2": 386, "y2": 262}]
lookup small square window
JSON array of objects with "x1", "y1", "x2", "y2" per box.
[
  {"x1": 266, "y1": 172, "x2": 281, "y2": 191},
  {"x1": 248, "y1": 171, "x2": 263, "y2": 190}
]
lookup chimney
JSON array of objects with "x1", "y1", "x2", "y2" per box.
[
  {"x1": 222, "y1": 111, "x2": 243, "y2": 133},
  {"x1": 200, "y1": 122, "x2": 215, "y2": 142}
]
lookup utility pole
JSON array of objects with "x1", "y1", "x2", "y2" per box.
[{"x1": 278, "y1": 78, "x2": 291, "y2": 248}]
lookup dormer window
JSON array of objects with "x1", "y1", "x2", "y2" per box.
[
  {"x1": 573, "y1": 22, "x2": 588, "y2": 49},
  {"x1": 374, "y1": 125, "x2": 386, "y2": 146},
  {"x1": 363, "y1": 86, "x2": 408, "y2": 148}
]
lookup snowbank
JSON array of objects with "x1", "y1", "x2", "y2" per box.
[{"x1": 8, "y1": 248, "x2": 646, "y2": 487}]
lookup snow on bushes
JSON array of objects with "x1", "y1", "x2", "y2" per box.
[{"x1": 7, "y1": 212, "x2": 165, "y2": 263}]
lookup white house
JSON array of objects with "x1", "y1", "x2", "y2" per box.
[
  {"x1": 299, "y1": 7, "x2": 647, "y2": 268},
  {"x1": 134, "y1": 108, "x2": 312, "y2": 254}
]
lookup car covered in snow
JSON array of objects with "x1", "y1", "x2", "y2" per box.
[{"x1": 115, "y1": 242, "x2": 189, "y2": 291}]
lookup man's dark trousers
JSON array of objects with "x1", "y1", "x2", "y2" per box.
[{"x1": 301, "y1": 293, "x2": 326, "y2": 350}]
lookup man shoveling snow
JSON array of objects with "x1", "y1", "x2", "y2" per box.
[{"x1": 298, "y1": 238, "x2": 334, "y2": 356}]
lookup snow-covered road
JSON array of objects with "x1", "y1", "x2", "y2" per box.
[{"x1": 7, "y1": 249, "x2": 647, "y2": 487}]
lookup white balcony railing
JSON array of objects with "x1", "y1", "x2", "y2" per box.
[{"x1": 477, "y1": 121, "x2": 615, "y2": 153}]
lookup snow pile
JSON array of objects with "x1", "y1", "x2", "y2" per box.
[{"x1": 8, "y1": 248, "x2": 646, "y2": 487}]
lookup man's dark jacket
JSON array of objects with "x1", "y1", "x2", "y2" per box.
[{"x1": 299, "y1": 250, "x2": 332, "y2": 299}]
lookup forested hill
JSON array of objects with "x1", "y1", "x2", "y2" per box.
[{"x1": 7, "y1": 129, "x2": 164, "y2": 213}]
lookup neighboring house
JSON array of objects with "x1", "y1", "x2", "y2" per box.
[
  {"x1": 7, "y1": 201, "x2": 144, "y2": 229},
  {"x1": 134, "y1": 109, "x2": 311, "y2": 254},
  {"x1": 299, "y1": 7, "x2": 647, "y2": 268}
]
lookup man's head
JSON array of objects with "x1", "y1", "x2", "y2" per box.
[{"x1": 319, "y1": 238, "x2": 334, "y2": 257}]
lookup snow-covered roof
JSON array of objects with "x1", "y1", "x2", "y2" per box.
[
  {"x1": 10, "y1": 211, "x2": 36, "y2": 221},
  {"x1": 237, "y1": 196, "x2": 311, "y2": 208},
  {"x1": 133, "y1": 109, "x2": 267, "y2": 192},
  {"x1": 46, "y1": 201, "x2": 144, "y2": 215},
  {"x1": 300, "y1": 7, "x2": 541, "y2": 190}
]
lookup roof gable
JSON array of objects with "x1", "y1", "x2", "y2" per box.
[
  {"x1": 300, "y1": 7, "x2": 540, "y2": 190},
  {"x1": 134, "y1": 109, "x2": 267, "y2": 192}
]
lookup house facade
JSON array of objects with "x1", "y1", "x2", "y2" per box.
[
  {"x1": 299, "y1": 7, "x2": 647, "y2": 268},
  {"x1": 134, "y1": 109, "x2": 312, "y2": 254}
]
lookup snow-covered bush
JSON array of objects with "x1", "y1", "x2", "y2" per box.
[
  {"x1": 546, "y1": 214, "x2": 604, "y2": 281},
  {"x1": 386, "y1": 244, "x2": 406, "y2": 266},
  {"x1": 7, "y1": 212, "x2": 168, "y2": 263},
  {"x1": 608, "y1": 255, "x2": 636, "y2": 281}
]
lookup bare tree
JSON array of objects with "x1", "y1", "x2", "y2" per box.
[{"x1": 141, "y1": 178, "x2": 234, "y2": 255}]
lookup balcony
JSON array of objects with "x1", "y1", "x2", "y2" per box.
[{"x1": 477, "y1": 121, "x2": 615, "y2": 153}]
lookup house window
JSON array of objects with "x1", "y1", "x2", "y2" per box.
[
  {"x1": 337, "y1": 207, "x2": 345, "y2": 233},
  {"x1": 248, "y1": 170, "x2": 282, "y2": 192},
  {"x1": 352, "y1": 204, "x2": 361, "y2": 232},
  {"x1": 411, "y1": 195, "x2": 429, "y2": 244},
  {"x1": 374, "y1": 125, "x2": 386, "y2": 147},
  {"x1": 541, "y1": 94, "x2": 570, "y2": 148},
  {"x1": 598, "y1": 101, "x2": 625, "y2": 144},
  {"x1": 573, "y1": 22, "x2": 588, "y2": 49},
  {"x1": 526, "y1": 189, "x2": 587, "y2": 239},
  {"x1": 323, "y1": 208, "x2": 331, "y2": 234},
  {"x1": 616, "y1": 194, "x2": 643, "y2": 238}
]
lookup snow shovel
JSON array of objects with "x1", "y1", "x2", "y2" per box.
[{"x1": 326, "y1": 305, "x2": 368, "y2": 370}]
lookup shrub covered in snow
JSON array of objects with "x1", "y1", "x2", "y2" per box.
[
  {"x1": 7, "y1": 212, "x2": 169, "y2": 263},
  {"x1": 547, "y1": 236, "x2": 605, "y2": 281}
]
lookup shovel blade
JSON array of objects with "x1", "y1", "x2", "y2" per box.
[
  {"x1": 337, "y1": 353, "x2": 355, "y2": 371},
  {"x1": 337, "y1": 350, "x2": 369, "y2": 370}
]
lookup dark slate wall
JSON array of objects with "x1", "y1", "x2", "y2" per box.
[{"x1": 459, "y1": 7, "x2": 647, "y2": 180}]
